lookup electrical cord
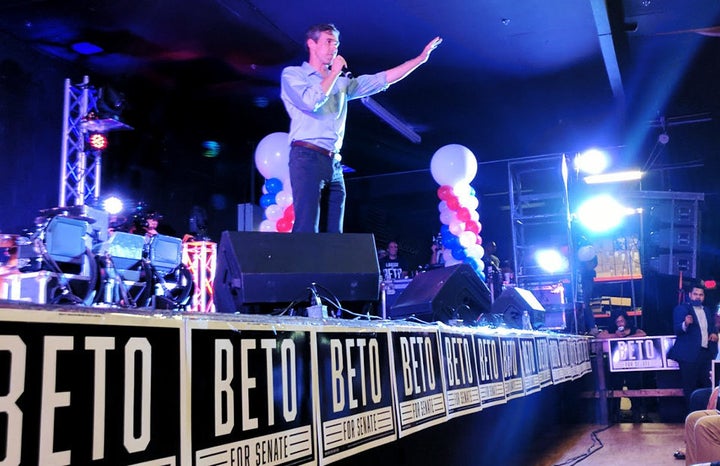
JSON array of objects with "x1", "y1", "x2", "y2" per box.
[{"x1": 553, "y1": 424, "x2": 612, "y2": 466}]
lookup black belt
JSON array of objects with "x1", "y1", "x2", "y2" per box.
[{"x1": 291, "y1": 140, "x2": 338, "y2": 158}]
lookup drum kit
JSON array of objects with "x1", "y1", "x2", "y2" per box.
[{"x1": 1, "y1": 207, "x2": 192, "y2": 309}]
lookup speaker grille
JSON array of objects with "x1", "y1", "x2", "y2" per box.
[
  {"x1": 389, "y1": 264, "x2": 492, "y2": 323},
  {"x1": 214, "y1": 231, "x2": 380, "y2": 311}
]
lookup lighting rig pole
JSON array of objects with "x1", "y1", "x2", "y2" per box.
[{"x1": 58, "y1": 75, "x2": 130, "y2": 207}]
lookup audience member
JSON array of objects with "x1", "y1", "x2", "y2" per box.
[
  {"x1": 379, "y1": 240, "x2": 408, "y2": 281},
  {"x1": 669, "y1": 283, "x2": 719, "y2": 410},
  {"x1": 597, "y1": 310, "x2": 647, "y2": 422},
  {"x1": 683, "y1": 385, "x2": 720, "y2": 464}
]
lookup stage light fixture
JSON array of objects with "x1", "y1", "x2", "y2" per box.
[
  {"x1": 576, "y1": 195, "x2": 636, "y2": 233},
  {"x1": 583, "y1": 170, "x2": 643, "y2": 184},
  {"x1": 535, "y1": 248, "x2": 568, "y2": 274},
  {"x1": 102, "y1": 196, "x2": 124, "y2": 215},
  {"x1": 45, "y1": 216, "x2": 90, "y2": 264},
  {"x1": 574, "y1": 148, "x2": 609, "y2": 175},
  {"x1": 88, "y1": 132, "x2": 109, "y2": 150},
  {"x1": 149, "y1": 235, "x2": 183, "y2": 274}
]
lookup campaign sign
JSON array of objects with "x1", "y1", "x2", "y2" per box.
[
  {"x1": 438, "y1": 327, "x2": 482, "y2": 417},
  {"x1": 518, "y1": 336, "x2": 541, "y2": 395},
  {"x1": 608, "y1": 336, "x2": 674, "y2": 372},
  {"x1": 189, "y1": 320, "x2": 315, "y2": 466},
  {"x1": 547, "y1": 337, "x2": 563, "y2": 384},
  {"x1": 534, "y1": 336, "x2": 553, "y2": 388},
  {"x1": 662, "y1": 336, "x2": 679, "y2": 369},
  {"x1": 390, "y1": 326, "x2": 447, "y2": 438},
  {"x1": 0, "y1": 308, "x2": 182, "y2": 466},
  {"x1": 314, "y1": 326, "x2": 396, "y2": 464},
  {"x1": 555, "y1": 337, "x2": 572, "y2": 383},
  {"x1": 499, "y1": 335, "x2": 524, "y2": 400},
  {"x1": 472, "y1": 332, "x2": 506, "y2": 407},
  {"x1": 576, "y1": 338, "x2": 592, "y2": 377}
]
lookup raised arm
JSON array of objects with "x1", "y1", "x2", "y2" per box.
[{"x1": 385, "y1": 37, "x2": 442, "y2": 85}]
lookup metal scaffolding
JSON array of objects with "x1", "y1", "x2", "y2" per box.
[{"x1": 58, "y1": 75, "x2": 130, "y2": 207}]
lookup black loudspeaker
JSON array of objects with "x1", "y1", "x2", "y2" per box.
[
  {"x1": 490, "y1": 287, "x2": 545, "y2": 329},
  {"x1": 214, "y1": 231, "x2": 380, "y2": 312},
  {"x1": 389, "y1": 264, "x2": 492, "y2": 323}
]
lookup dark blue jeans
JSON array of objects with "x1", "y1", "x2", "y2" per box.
[{"x1": 288, "y1": 146, "x2": 345, "y2": 233}]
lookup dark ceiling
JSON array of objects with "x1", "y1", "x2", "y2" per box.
[{"x1": 2, "y1": 0, "x2": 720, "y2": 241}]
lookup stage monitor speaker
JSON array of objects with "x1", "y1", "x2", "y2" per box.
[
  {"x1": 491, "y1": 287, "x2": 545, "y2": 329},
  {"x1": 389, "y1": 264, "x2": 492, "y2": 323},
  {"x1": 214, "y1": 231, "x2": 380, "y2": 311}
]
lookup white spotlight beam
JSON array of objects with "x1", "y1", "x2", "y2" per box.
[{"x1": 360, "y1": 97, "x2": 421, "y2": 144}]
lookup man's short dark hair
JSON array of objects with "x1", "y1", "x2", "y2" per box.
[
  {"x1": 690, "y1": 281, "x2": 706, "y2": 292},
  {"x1": 305, "y1": 24, "x2": 339, "y2": 51}
]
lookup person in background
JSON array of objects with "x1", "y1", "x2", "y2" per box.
[
  {"x1": 577, "y1": 243, "x2": 600, "y2": 335},
  {"x1": 597, "y1": 310, "x2": 648, "y2": 422},
  {"x1": 670, "y1": 283, "x2": 719, "y2": 411},
  {"x1": 482, "y1": 241, "x2": 502, "y2": 300},
  {"x1": 280, "y1": 23, "x2": 441, "y2": 232},
  {"x1": 379, "y1": 240, "x2": 408, "y2": 281},
  {"x1": 429, "y1": 241, "x2": 444, "y2": 267}
]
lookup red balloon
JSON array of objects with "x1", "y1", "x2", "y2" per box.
[
  {"x1": 457, "y1": 207, "x2": 471, "y2": 222},
  {"x1": 437, "y1": 185, "x2": 454, "y2": 201},
  {"x1": 276, "y1": 218, "x2": 293, "y2": 232},
  {"x1": 283, "y1": 205, "x2": 295, "y2": 220},
  {"x1": 446, "y1": 195, "x2": 460, "y2": 211},
  {"x1": 465, "y1": 220, "x2": 480, "y2": 234}
]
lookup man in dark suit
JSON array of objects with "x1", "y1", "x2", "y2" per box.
[{"x1": 670, "y1": 283, "x2": 719, "y2": 409}]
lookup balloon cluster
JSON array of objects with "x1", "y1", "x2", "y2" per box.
[
  {"x1": 254, "y1": 132, "x2": 295, "y2": 232},
  {"x1": 430, "y1": 144, "x2": 485, "y2": 280}
]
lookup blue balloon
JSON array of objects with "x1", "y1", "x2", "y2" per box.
[
  {"x1": 451, "y1": 246, "x2": 467, "y2": 260},
  {"x1": 442, "y1": 233, "x2": 459, "y2": 249},
  {"x1": 265, "y1": 177, "x2": 283, "y2": 194},
  {"x1": 260, "y1": 193, "x2": 276, "y2": 208},
  {"x1": 464, "y1": 256, "x2": 479, "y2": 271}
]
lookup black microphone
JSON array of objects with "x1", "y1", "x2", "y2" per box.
[{"x1": 342, "y1": 70, "x2": 353, "y2": 78}]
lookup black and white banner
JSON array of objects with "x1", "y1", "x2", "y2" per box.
[
  {"x1": 389, "y1": 325, "x2": 447, "y2": 438},
  {"x1": 0, "y1": 305, "x2": 595, "y2": 466},
  {"x1": 499, "y1": 334, "x2": 524, "y2": 400},
  {"x1": 438, "y1": 327, "x2": 482, "y2": 417},
  {"x1": 607, "y1": 336, "x2": 678, "y2": 372},
  {"x1": 472, "y1": 332, "x2": 506, "y2": 408},
  {"x1": 0, "y1": 307, "x2": 182, "y2": 466},
  {"x1": 188, "y1": 318, "x2": 316, "y2": 466},
  {"x1": 314, "y1": 325, "x2": 396, "y2": 464}
]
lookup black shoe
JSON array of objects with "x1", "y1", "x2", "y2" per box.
[{"x1": 674, "y1": 450, "x2": 685, "y2": 460}]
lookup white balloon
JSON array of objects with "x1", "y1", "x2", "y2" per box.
[
  {"x1": 438, "y1": 201, "x2": 449, "y2": 213},
  {"x1": 430, "y1": 144, "x2": 478, "y2": 186},
  {"x1": 255, "y1": 132, "x2": 290, "y2": 180},
  {"x1": 449, "y1": 220, "x2": 465, "y2": 237},
  {"x1": 259, "y1": 219, "x2": 277, "y2": 232},
  {"x1": 265, "y1": 204, "x2": 283, "y2": 221},
  {"x1": 578, "y1": 245, "x2": 596, "y2": 262},
  {"x1": 275, "y1": 189, "x2": 293, "y2": 208},
  {"x1": 439, "y1": 209, "x2": 457, "y2": 225},
  {"x1": 458, "y1": 231, "x2": 478, "y2": 249},
  {"x1": 458, "y1": 194, "x2": 479, "y2": 211},
  {"x1": 453, "y1": 183, "x2": 472, "y2": 198}
]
